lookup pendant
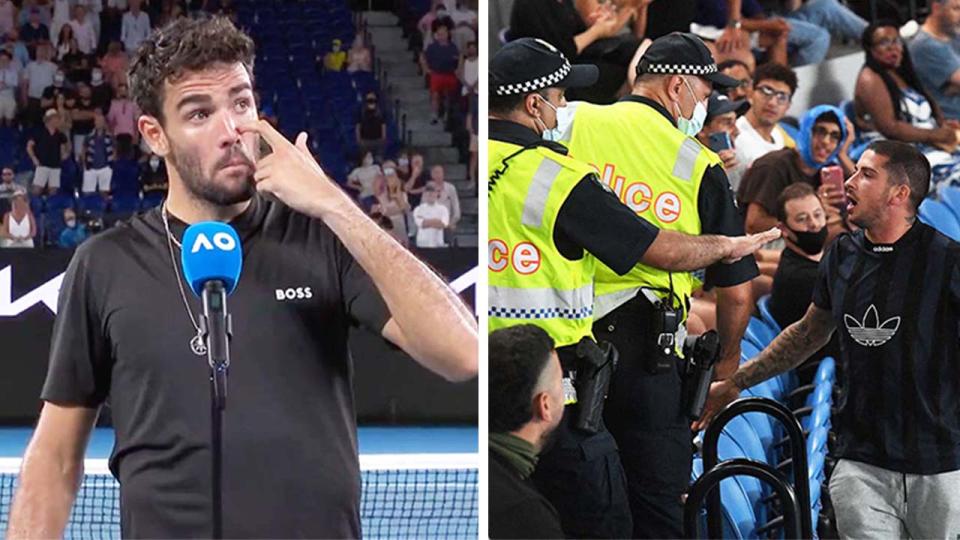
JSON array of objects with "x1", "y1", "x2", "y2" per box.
[{"x1": 190, "y1": 334, "x2": 207, "y2": 356}]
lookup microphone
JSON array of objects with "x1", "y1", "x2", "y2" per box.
[{"x1": 180, "y1": 222, "x2": 242, "y2": 409}]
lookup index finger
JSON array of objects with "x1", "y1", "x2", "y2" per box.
[{"x1": 237, "y1": 119, "x2": 291, "y2": 151}]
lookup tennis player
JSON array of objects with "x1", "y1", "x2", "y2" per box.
[{"x1": 7, "y1": 16, "x2": 477, "y2": 539}]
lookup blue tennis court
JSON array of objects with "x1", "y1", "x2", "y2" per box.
[{"x1": 0, "y1": 426, "x2": 478, "y2": 539}]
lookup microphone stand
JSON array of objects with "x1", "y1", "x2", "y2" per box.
[{"x1": 199, "y1": 280, "x2": 232, "y2": 540}]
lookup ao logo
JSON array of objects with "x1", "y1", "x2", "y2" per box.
[{"x1": 190, "y1": 232, "x2": 237, "y2": 253}]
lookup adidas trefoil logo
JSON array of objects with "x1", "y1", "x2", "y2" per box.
[{"x1": 844, "y1": 304, "x2": 900, "y2": 347}]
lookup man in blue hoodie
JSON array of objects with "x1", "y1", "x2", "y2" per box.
[{"x1": 737, "y1": 105, "x2": 855, "y2": 236}]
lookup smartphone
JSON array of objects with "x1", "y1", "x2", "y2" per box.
[
  {"x1": 707, "y1": 131, "x2": 732, "y2": 152},
  {"x1": 819, "y1": 165, "x2": 847, "y2": 205}
]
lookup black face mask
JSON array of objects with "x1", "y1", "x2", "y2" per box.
[{"x1": 788, "y1": 226, "x2": 827, "y2": 255}]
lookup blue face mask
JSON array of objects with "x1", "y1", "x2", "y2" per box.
[
  {"x1": 535, "y1": 95, "x2": 559, "y2": 141},
  {"x1": 674, "y1": 77, "x2": 708, "y2": 137}
]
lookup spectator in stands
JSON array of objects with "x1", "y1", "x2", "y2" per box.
[
  {"x1": 4, "y1": 28, "x2": 31, "y2": 71},
  {"x1": 696, "y1": 91, "x2": 749, "y2": 190},
  {"x1": 0, "y1": 0, "x2": 16, "y2": 39},
  {"x1": 72, "y1": 83, "x2": 97, "y2": 157},
  {"x1": 107, "y1": 80, "x2": 140, "y2": 144},
  {"x1": 371, "y1": 160, "x2": 411, "y2": 246},
  {"x1": 346, "y1": 150, "x2": 382, "y2": 209},
  {"x1": 121, "y1": 0, "x2": 150, "y2": 56},
  {"x1": 488, "y1": 325, "x2": 565, "y2": 540},
  {"x1": 346, "y1": 33, "x2": 371, "y2": 73},
  {"x1": 719, "y1": 60, "x2": 752, "y2": 101},
  {"x1": 81, "y1": 111, "x2": 114, "y2": 195},
  {"x1": 20, "y1": 7, "x2": 49, "y2": 54},
  {"x1": 0, "y1": 165, "x2": 22, "y2": 214},
  {"x1": 738, "y1": 105, "x2": 853, "y2": 236},
  {"x1": 27, "y1": 109, "x2": 69, "y2": 195},
  {"x1": 458, "y1": 39, "x2": 478, "y2": 97},
  {"x1": 0, "y1": 50, "x2": 16, "y2": 127},
  {"x1": 735, "y1": 62, "x2": 797, "y2": 169},
  {"x1": 403, "y1": 151, "x2": 428, "y2": 205},
  {"x1": 413, "y1": 184, "x2": 449, "y2": 248},
  {"x1": 17, "y1": 1, "x2": 50, "y2": 28},
  {"x1": 695, "y1": 0, "x2": 792, "y2": 67},
  {"x1": 99, "y1": 40, "x2": 129, "y2": 88},
  {"x1": 22, "y1": 41, "x2": 57, "y2": 126},
  {"x1": 54, "y1": 21, "x2": 74, "y2": 61},
  {"x1": 57, "y1": 207, "x2": 89, "y2": 248},
  {"x1": 62, "y1": 38, "x2": 91, "y2": 86},
  {"x1": 89, "y1": 68, "x2": 112, "y2": 113},
  {"x1": 418, "y1": 0, "x2": 451, "y2": 47},
  {"x1": 510, "y1": 0, "x2": 637, "y2": 104},
  {"x1": 910, "y1": 0, "x2": 960, "y2": 121},
  {"x1": 356, "y1": 91, "x2": 386, "y2": 159},
  {"x1": 322, "y1": 38, "x2": 347, "y2": 72},
  {"x1": 68, "y1": 4, "x2": 96, "y2": 55},
  {"x1": 466, "y1": 92, "x2": 477, "y2": 189},
  {"x1": 49, "y1": 0, "x2": 70, "y2": 46},
  {"x1": 856, "y1": 21, "x2": 960, "y2": 194},
  {"x1": 0, "y1": 192, "x2": 35, "y2": 248},
  {"x1": 428, "y1": 164, "x2": 459, "y2": 239},
  {"x1": 447, "y1": 0, "x2": 478, "y2": 53},
  {"x1": 421, "y1": 20, "x2": 459, "y2": 125},
  {"x1": 140, "y1": 150, "x2": 168, "y2": 193}
]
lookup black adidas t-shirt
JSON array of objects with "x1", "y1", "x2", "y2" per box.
[
  {"x1": 813, "y1": 222, "x2": 960, "y2": 474},
  {"x1": 41, "y1": 195, "x2": 390, "y2": 538}
]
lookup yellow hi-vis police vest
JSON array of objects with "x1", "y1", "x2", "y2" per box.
[
  {"x1": 488, "y1": 139, "x2": 598, "y2": 348},
  {"x1": 560, "y1": 99, "x2": 724, "y2": 319}
]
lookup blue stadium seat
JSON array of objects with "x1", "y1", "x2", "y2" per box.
[
  {"x1": 141, "y1": 191, "x2": 164, "y2": 210},
  {"x1": 756, "y1": 295, "x2": 780, "y2": 332},
  {"x1": 77, "y1": 193, "x2": 106, "y2": 215},
  {"x1": 110, "y1": 192, "x2": 140, "y2": 213},
  {"x1": 111, "y1": 160, "x2": 141, "y2": 196},
  {"x1": 941, "y1": 187, "x2": 960, "y2": 222},
  {"x1": 919, "y1": 199, "x2": 960, "y2": 240}
]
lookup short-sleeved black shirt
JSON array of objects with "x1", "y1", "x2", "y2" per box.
[
  {"x1": 41, "y1": 194, "x2": 391, "y2": 538},
  {"x1": 812, "y1": 223, "x2": 960, "y2": 474},
  {"x1": 30, "y1": 127, "x2": 67, "y2": 168}
]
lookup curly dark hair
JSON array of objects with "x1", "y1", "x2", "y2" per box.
[
  {"x1": 128, "y1": 16, "x2": 255, "y2": 124},
  {"x1": 489, "y1": 325, "x2": 556, "y2": 433}
]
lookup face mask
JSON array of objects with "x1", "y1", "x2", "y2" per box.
[
  {"x1": 534, "y1": 95, "x2": 558, "y2": 140},
  {"x1": 65, "y1": 219, "x2": 76, "y2": 228},
  {"x1": 398, "y1": 157, "x2": 409, "y2": 167},
  {"x1": 149, "y1": 156, "x2": 160, "y2": 168},
  {"x1": 383, "y1": 167, "x2": 396, "y2": 176},
  {"x1": 788, "y1": 225, "x2": 827, "y2": 255},
  {"x1": 675, "y1": 77, "x2": 708, "y2": 137}
]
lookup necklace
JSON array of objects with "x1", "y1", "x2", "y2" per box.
[{"x1": 161, "y1": 202, "x2": 207, "y2": 356}]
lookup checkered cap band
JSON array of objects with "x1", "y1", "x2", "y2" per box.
[
  {"x1": 488, "y1": 305, "x2": 593, "y2": 320},
  {"x1": 494, "y1": 60, "x2": 572, "y2": 96},
  {"x1": 644, "y1": 62, "x2": 718, "y2": 76}
]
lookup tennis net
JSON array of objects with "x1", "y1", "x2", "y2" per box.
[{"x1": 0, "y1": 453, "x2": 477, "y2": 539}]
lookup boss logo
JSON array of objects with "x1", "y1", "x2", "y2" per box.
[{"x1": 275, "y1": 287, "x2": 314, "y2": 301}]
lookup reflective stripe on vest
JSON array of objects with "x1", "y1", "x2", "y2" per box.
[{"x1": 489, "y1": 283, "x2": 594, "y2": 321}]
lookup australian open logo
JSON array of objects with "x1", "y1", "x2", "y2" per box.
[{"x1": 844, "y1": 304, "x2": 900, "y2": 347}]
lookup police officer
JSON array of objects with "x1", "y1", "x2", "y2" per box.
[
  {"x1": 488, "y1": 37, "x2": 780, "y2": 538},
  {"x1": 553, "y1": 32, "x2": 762, "y2": 538}
]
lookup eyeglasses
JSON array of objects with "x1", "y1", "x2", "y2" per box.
[
  {"x1": 812, "y1": 125, "x2": 842, "y2": 142},
  {"x1": 755, "y1": 84, "x2": 791, "y2": 104},
  {"x1": 872, "y1": 37, "x2": 901, "y2": 48}
]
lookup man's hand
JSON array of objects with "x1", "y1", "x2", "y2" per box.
[
  {"x1": 723, "y1": 227, "x2": 781, "y2": 263},
  {"x1": 841, "y1": 116, "x2": 856, "y2": 155},
  {"x1": 716, "y1": 26, "x2": 748, "y2": 54},
  {"x1": 718, "y1": 149, "x2": 739, "y2": 171},
  {"x1": 817, "y1": 183, "x2": 846, "y2": 211},
  {"x1": 239, "y1": 121, "x2": 353, "y2": 219},
  {"x1": 691, "y1": 379, "x2": 741, "y2": 431}
]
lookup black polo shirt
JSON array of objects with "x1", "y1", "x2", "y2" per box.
[
  {"x1": 41, "y1": 194, "x2": 391, "y2": 538},
  {"x1": 813, "y1": 222, "x2": 960, "y2": 474},
  {"x1": 30, "y1": 127, "x2": 66, "y2": 168}
]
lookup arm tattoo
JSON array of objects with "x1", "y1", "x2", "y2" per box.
[{"x1": 731, "y1": 306, "x2": 835, "y2": 390}]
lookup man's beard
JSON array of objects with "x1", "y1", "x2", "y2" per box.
[{"x1": 168, "y1": 140, "x2": 256, "y2": 206}]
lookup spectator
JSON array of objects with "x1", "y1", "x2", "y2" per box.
[
  {"x1": 418, "y1": 0, "x2": 451, "y2": 46},
  {"x1": 695, "y1": 0, "x2": 792, "y2": 67},
  {"x1": 61, "y1": 34, "x2": 91, "y2": 84},
  {"x1": 107, "y1": 80, "x2": 139, "y2": 143},
  {"x1": 395, "y1": 148, "x2": 413, "y2": 182},
  {"x1": 0, "y1": 0, "x2": 16, "y2": 39},
  {"x1": 447, "y1": 0, "x2": 478, "y2": 52},
  {"x1": 49, "y1": 0, "x2": 70, "y2": 46},
  {"x1": 404, "y1": 151, "x2": 428, "y2": 205},
  {"x1": 735, "y1": 62, "x2": 797, "y2": 169},
  {"x1": 737, "y1": 105, "x2": 853, "y2": 236},
  {"x1": 488, "y1": 325, "x2": 565, "y2": 540},
  {"x1": 909, "y1": 0, "x2": 960, "y2": 121},
  {"x1": 68, "y1": 4, "x2": 97, "y2": 55},
  {"x1": 140, "y1": 150, "x2": 167, "y2": 193},
  {"x1": 696, "y1": 91, "x2": 749, "y2": 190},
  {"x1": 54, "y1": 22, "x2": 74, "y2": 61},
  {"x1": 420, "y1": 20, "x2": 459, "y2": 125},
  {"x1": 510, "y1": 0, "x2": 637, "y2": 104},
  {"x1": 356, "y1": 91, "x2": 386, "y2": 159},
  {"x1": 4, "y1": 28, "x2": 31, "y2": 70},
  {"x1": 28, "y1": 109, "x2": 69, "y2": 196},
  {"x1": 371, "y1": 161, "x2": 411, "y2": 246},
  {"x1": 89, "y1": 68, "x2": 112, "y2": 112},
  {"x1": 346, "y1": 150, "x2": 382, "y2": 208},
  {"x1": 428, "y1": 164, "x2": 460, "y2": 237},
  {"x1": 17, "y1": 1, "x2": 50, "y2": 28},
  {"x1": 19, "y1": 8, "x2": 49, "y2": 53},
  {"x1": 0, "y1": 50, "x2": 16, "y2": 126},
  {"x1": 57, "y1": 207, "x2": 89, "y2": 248},
  {"x1": 121, "y1": 0, "x2": 150, "y2": 56},
  {"x1": 718, "y1": 59, "x2": 752, "y2": 101},
  {"x1": 346, "y1": 34, "x2": 372, "y2": 73},
  {"x1": 413, "y1": 184, "x2": 449, "y2": 248},
  {"x1": 777, "y1": 0, "x2": 866, "y2": 45},
  {"x1": 0, "y1": 192, "x2": 36, "y2": 248},
  {"x1": 71, "y1": 83, "x2": 98, "y2": 156},
  {"x1": 466, "y1": 92, "x2": 477, "y2": 189},
  {"x1": 457, "y1": 39, "x2": 478, "y2": 97},
  {"x1": 0, "y1": 165, "x2": 22, "y2": 214},
  {"x1": 81, "y1": 110, "x2": 113, "y2": 195},
  {"x1": 855, "y1": 21, "x2": 960, "y2": 193},
  {"x1": 40, "y1": 70, "x2": 70, "y2": 118},
  {"x1": 22, "y1": 42, "x2": 57, "y2": 126},
  {"x1": 99, "y1": 40, "x2": 129, "y2": 87},
  {"x1": 322, "y1": 38, "x2": 347, "y2": 72}
]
